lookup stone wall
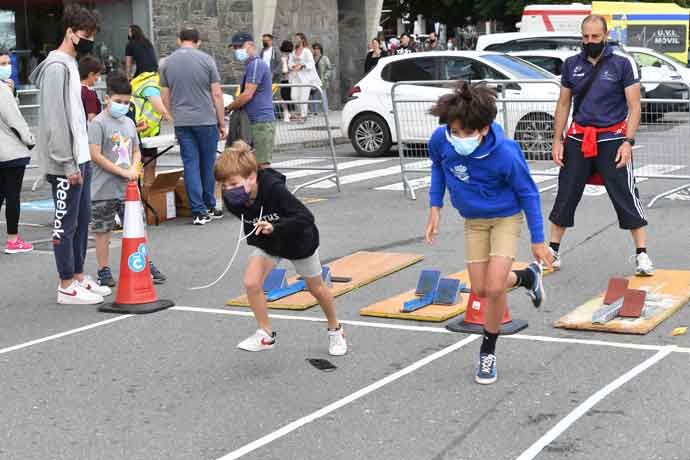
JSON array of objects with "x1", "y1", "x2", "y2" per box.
[
  {"x1": 152, "y1": 0, "x2": 253, "y2": 83},
  {"x1": 271, "y1": 0, "x2": 340, "y2": 108},
  {"x1": 337, "y1": 0, "x2": 367, "y2": 105},
  {"x1": 151, "y1": 0, "x2": 376, "y2": 107}
]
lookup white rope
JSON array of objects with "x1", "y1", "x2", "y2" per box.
[{"x1": 188, "y1": 206, "x2": 264, "y2": 290}]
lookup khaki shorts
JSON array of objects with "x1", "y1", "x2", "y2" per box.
[
  {"x1": 464, "y1": 213, "x2": 524, "y2": 263},
  {"x1": 250, "y1": 247, "x2": 322, "y2": 279},
  {"x1": 91, "y1": 199, "x2": 125, "y2": 233},
  {"x1": 251, "y1": 122, "x2": 276, "y2": 165}
]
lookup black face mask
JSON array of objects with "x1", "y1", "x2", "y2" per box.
[
  {"x1": 263, "y1": 41, "x2": 270, "y2": 48},
  {"x1": 582, "y1": 41, "x2": 605, "y2": 59},
  {"x1": 74, "y1": 36, "x2": 94, "y2": 55}
]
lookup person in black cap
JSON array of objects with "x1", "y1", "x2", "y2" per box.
[{"x1": 226, "y1": 32, "x2": 276, "y2": 167}]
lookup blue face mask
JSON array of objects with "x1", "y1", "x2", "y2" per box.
[
  {"x1": 222, "y1": 184, "x2": 250, "y2": 207},
  {"x1": 234, "y1": 48, "x2": 249, "y2": 62},
  {"x1": 446, "y1": 130, "x2": 481, "y2": 157},
  {"x1": 110, "y1": 101, "x2": 130, "y2": 119},
  {"x1": 0, "y1": 65, "x2": 12, "y2": 81}
]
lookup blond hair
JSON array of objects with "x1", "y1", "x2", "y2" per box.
[{"x1": 214, "y1": 140, "x2": 258, "y2": 181}]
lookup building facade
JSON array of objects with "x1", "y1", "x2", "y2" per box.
[{"x1": 151, "y1": 0, "x2": 383, "y2": 108}]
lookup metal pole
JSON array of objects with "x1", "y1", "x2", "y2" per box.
[{"x1": 318, "y1": 84, "x2": 341, "y2": 192}]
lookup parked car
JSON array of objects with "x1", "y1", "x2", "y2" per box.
[
  {"x1": 341, "y1": 51, "x2": 561, "y2": 159},
  {"x1": 625, "y1": 46, "x2": 690, "y2": 88},
  {"x1": 509, "y1": 49, "x2": 688, "y2": 119},
  {"x1": 476, "y1": 31, "x2": 623, "y2": 53}
]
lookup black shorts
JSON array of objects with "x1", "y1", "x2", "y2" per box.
[{"x1": 549, "y1": 136, "x2": 648, "y2": 230}]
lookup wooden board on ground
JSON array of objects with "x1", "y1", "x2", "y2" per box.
[
  {"x1": 554, "y1": 270, "x2": 690, "y2": 335},
  {"x1": 360, "y1": 271, "x2": 471, "y2": 322},
  {"x1": 226, "y1": 251, "x2": 423, "y2": 310},
  {"x1": 359, "y1": 262, "x2": 544, "y2": 322}
]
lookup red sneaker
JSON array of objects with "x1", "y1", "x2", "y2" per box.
[{"x1": 5, "y1": 237, "x2": 34, "y2": 254}]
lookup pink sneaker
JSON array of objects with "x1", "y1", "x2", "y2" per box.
[{"x1": 5, "y1": 237, "x2": 34, "y2": 254}]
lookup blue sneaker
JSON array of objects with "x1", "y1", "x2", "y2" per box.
[
  {"x1": 97, "y1": 266, "x2": 116, "y2": 288},
  {"x1": 526, "y1": 262, "x2": 545, "y2": 308},
  {"x1": 475, "y1": 353, "x2": 497, "y2": 385}
]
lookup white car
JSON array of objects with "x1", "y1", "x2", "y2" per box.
[
  {"x1": 509, "y1": 49, "x2": 689, "y2": 118},
  {"x1": 625, "y1": 46, "x2": 690, "y2": 88},
  {"x1": 341, "y1": 51, "x2": 561, "y2": 159},
  {"x1": 476, "y1": 31, "x2": 617, "y2": 52}
]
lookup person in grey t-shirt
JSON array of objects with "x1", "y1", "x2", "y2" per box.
[{"x1": 160, "y1": 27, "x2": 227, "y2": 225}]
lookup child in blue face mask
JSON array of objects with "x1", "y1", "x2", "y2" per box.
[
  {"x1": 87, "y1": 71, "x2": 165, "y2": 288},
  {"x1": 213, "y1": 140, "x2": 347, "y2": 356},
  {"x1": 425, "y1": 81, "x2": 553, "y2": 386}
]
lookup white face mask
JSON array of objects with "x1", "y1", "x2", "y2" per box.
[{"x1": 0, "y1": 64, "x2": 12, "y2": 81}]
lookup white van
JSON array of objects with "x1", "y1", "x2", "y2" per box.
[{"x1": 518, "y1": 4, "x2": 591, "y2": 33}]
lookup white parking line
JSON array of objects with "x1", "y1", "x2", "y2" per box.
[
  {"x1": 0, "y1": 315, "x2": 132, "y2": 355},
  {"x1": 306, "y1": 160, "x2": 431, "y2": 189},
  {"x1": 514, "y1": 346, "x2": 675, "y2": 460},
  {"x1": 285, "y1": 158, "x2": 390, "y2": 180},
  {"x1": 215, "y1": 334, "x2": 480, "y2": 460},
  {"x1": 170, "y1": 307, "x2": 690, "y2": 353}
]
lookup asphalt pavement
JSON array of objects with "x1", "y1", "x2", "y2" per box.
[{"x1": 1, "y1": 133, "x2": 690, "y2": 460}]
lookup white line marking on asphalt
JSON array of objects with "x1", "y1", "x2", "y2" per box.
[
  {"x1": 171, "y1": 307, "x2": 690, "y2": 353},
  {"x1": 271, "y1": 158, "x2": 324, "y2": 168},
  {"x1": 285, "y1": 159, "x2": 390, "y2": 180},
  {"x1": 374, "y1": 166, "x2": 561, "y2": 192},
  {"x1": 215, "y1": 334, "x2": 480, "y2": 460},
  {"x1": 514, "y1": 346, "x2": 675, "y2": 460},
  {"x1": 306, "y1": 160, "x2": 431, "y2": 189},
  {"x1": 0, "y1": 315, "x2": 132, "y2": 355}
]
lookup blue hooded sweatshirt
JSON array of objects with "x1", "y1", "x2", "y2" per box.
[{"x1": 429, "y1": 122, "x2": 545, "y2": 244}]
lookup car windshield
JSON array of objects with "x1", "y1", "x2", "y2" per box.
[{"x1": 481, "y1": 54, "x2": 556, "y2": 79}]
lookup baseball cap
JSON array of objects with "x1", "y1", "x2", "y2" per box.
[{"x1": 231, "y1": 32, "x2": 254, "y2": 47}]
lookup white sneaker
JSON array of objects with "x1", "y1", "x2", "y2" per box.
[
  {"x1": 57, "y1": 281, "x2": 104, "y2": 305},
  {"x1": 635, "y1": 252, "x2": 655, "y2": 276},
  {"x1": 237, "y1": 329, "x2": 276, "y2": 352},
  {"x1": 328, "y1": 325, "x2": 348, "y2": 356},
  {"x1": 549, "y1": 247, "x2": 561, "y2": 271},
  {"x1": 79, "y1": 276, "x2": 112, "y2": 297}
]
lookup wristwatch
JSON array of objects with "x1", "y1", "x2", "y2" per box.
[{"x1": 623, "y1": 137, "x2": 635, "y2": 146}]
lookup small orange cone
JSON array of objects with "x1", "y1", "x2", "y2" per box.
[
  {"x1": 99, "y1": 182, "x2": 174, "y2": 314},
  {"x1": 445, "y1": 292, "x2": 528, "y2": 335}
]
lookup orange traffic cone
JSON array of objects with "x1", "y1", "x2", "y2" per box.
[
  {"x1": 99, "y1": 182, "x2": 174, "y2": 314},
  {"x1": 445, "y1": 292, "x2": 528, "y2": 335}
]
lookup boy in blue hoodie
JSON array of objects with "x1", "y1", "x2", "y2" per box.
[{"x1": 425, "y1": 82, "x2": 552, "y2": 385}]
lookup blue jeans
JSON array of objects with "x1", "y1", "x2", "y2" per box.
[
  {"x1": 175, "y1": 125, "x2": 219, "y2": 215},
  {"x1": 309, "y1": 88, "x2": 328, "y2": 114}
]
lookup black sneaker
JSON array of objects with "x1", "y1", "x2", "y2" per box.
[
  {"x1": 526, "y1": 262, "x2": 545, "y2": 308},
  {"x1": 97, "y1": 266, "x2": 116, "y2": 287},
  {"x1": 193, "y1": 213, "x2": 212, "y2": 225},
  {"x1": 210, "y1": 208, "x2": 223, "y2": 220},
  {"x1": 149, "y1": 261, "x2": 167, "y2": 284}
]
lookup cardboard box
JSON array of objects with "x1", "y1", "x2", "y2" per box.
[
  {"x1": 143, "y1": 168, "x2": 184, "y2": 225},
  {"x1": 175, "y1": 177, "x2": 223, "y2": 218}
]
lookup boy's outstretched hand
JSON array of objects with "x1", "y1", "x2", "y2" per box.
[
  {"x1": 425, "y1": 207, "x2": 441, "y2": 244},
  {"x1": 532, "y1": 243, "x2": 554, "y2": 269},
  {"x1": 255, "y1": 221, "x2": 274, "y2": 235}
]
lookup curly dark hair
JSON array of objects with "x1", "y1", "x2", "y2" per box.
[
  {"x1": 279, "y1": 40, "x2": 294, "y2": 53},
  {"x1": 62, "y1": 4, "x2": 101, "y2": 35},
  {"x1": 430, "y1": 81, "x2": 497, "y2": 130}
]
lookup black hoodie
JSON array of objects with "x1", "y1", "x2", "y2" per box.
[{"x1": 224, "y1": 169, "x2": 319, "y2": 260}]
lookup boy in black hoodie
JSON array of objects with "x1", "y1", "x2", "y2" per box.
[{"x1": 215, "y1": 141, "x2": 347, "y2": 356}]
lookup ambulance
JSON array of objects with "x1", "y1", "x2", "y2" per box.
[
  {"x1": 518, "y1": 2, "x2": 690, "y2": 64},
  {"x1": 518, "y1": 4, "x2": 592, "y2": 34}
]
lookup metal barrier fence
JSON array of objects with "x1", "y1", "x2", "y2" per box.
[
  {"x1": 392, "y1": 79, "x2": 690, "y2": 205},
  {"x1": 221, "y1": 83, "x2": 340, "y2": 193}
]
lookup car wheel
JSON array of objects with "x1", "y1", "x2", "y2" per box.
[
  {"x1": 349, "y1": 113, "x2": 393, "y2": 157},
  {"x1": 514, "y1": 113, "x2": 554, "y2": 161}
]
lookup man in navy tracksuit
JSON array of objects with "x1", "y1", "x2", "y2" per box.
[
  {"x1": 425, "y1": 82, "x2": 552, "y2": 385},
  {"x1": 549, "y1": 15, "x2": 652, "y2": 276}
]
